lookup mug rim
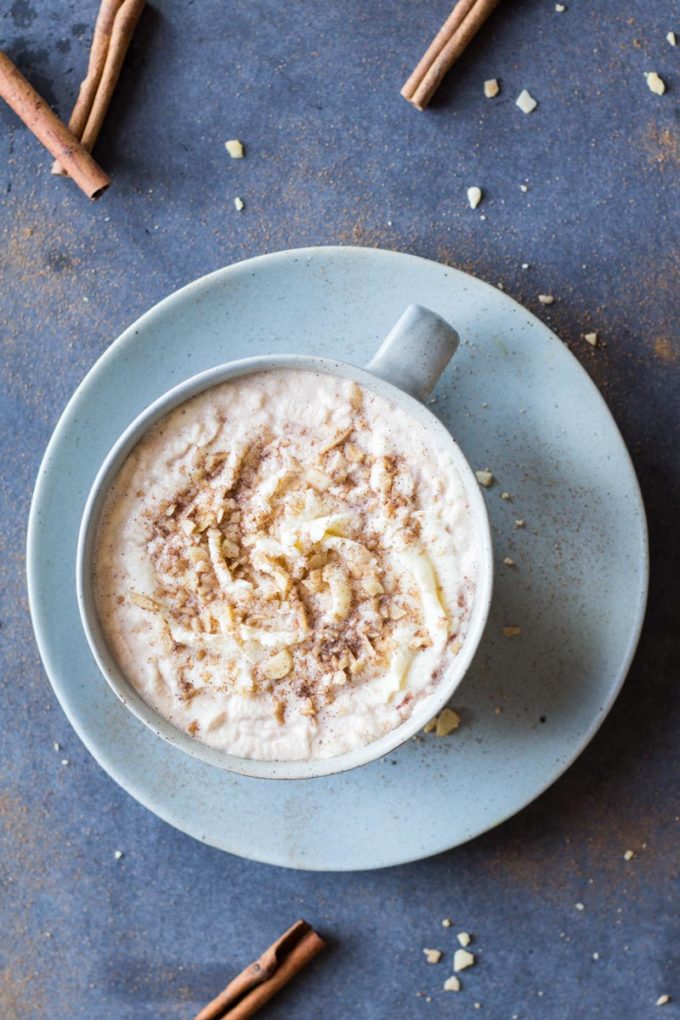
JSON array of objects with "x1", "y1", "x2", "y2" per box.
[{"x1": 76, "y1": 354, "x2": 494, "y2": 780}]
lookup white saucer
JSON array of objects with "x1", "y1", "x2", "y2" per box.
[{"x1": 27, "y1": 247, "x2": 648, "y2": 871}]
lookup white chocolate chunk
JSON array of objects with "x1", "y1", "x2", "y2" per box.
[
  {"x1": 584, "y1": 332, "x2": 598, "y2": 346},
  {"x1": 306, "y1": 467, "x2": 333, "y2": 491},
  {"x1": 457, "y1": 932, "x2": 472, "y2": 947},
  {"x1": 323, "y1": 563, "x2": 352, "y2": 620},
  {"x1": 403, "y1": 551, "x2": 447, "y2": 637},
  {"x1": 538, "y1": 294, "x2": 554, "y2": 305},
  {"x1": 467, "y1": 186, "x2": 483, "y2": 210},
  {"x1": 318, "y1": 426, "x2": 352, "y2": 454},
  {"x1": 436, "y1": 708, "x2": 461, "y2": 736},
  {"x1": 645, "y1": 72, "x2": 666, "y2": 95},
  {"x1": 667, "y1": 32, "x2": 676, "y2": 46},
  {"x1": 444, "y1": 976, "x2": 461, "y2": 992},
  {"x1": 129, "y1": 592, "x2": 161, "y2": 612},
  {"x1": 516, "y1": 89, "x2": 538, "y2": 113},
  {"x1": 454, "y1": 948, "x2": 475, "y2": 972},
  {"x1": 484, "y1": 78, "x2": 499, "y2": 98},
  {"x1": 234, "y1": 196, "x2": 244, "y2": 211},
  {"x1": 225, "y1": 139, "x2": 244, "y2": 158},
  {"x1": 262, "y1": 648, "x2": 292, "y2": 680},
  {"x1": 475, "y1": 469, "x2": 494, "y2": 487},
  {"x1": 423, "y1": 948, "x2": 443, "y2": 964}
]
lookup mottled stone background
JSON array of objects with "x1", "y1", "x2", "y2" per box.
[{"x1": 1, "y1": 1, "x2": 678, "y2": 1017}]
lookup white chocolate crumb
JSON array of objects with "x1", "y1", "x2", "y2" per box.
[
  {"x1": 575, "y1": 902, "x2": 585, "y2": 911},
  {"x1": 503, "y1": 557, "x2": 515, "y2": 566},
  {"x1": 516, "y1": 89, "x2": 538, "y2": 114},
  {"x1": 234, "y1": 196, "x2": 245, "y2": 211},
  {"x1": 475, "y1": 469, "x2": 494, "y2": 487},
  {"x1": 623, "y1": 849, "x2": 635, "y2": 861},
  {"x1": 555, "y1": 3, "x2": 566, "y2": 10},
  {"x1": 53, "y1": 741, "x2": 60, "y2": 751},
  {"x1": 114, "y1": 850, "x2": 124, "y2": 860},
  {"x1": 515, "y1": 519, "x2": 525, "y2": 528},
  {"x1": 584, "y1": 332, "x2": 598, "y2": 346},
  {"x1": 502, "y1": 626, "x2": 522, "y2": 638},
  {"x1": 592, "y1": 952, "x2": 600, "y2": 960},
  {"x1": 60, "y1": 758, "x2": 69, "y2": 766},
  {"x1": 501, "y1": 491, "x2": 511, "y2": 500},
  {"x1": 467, "y1": 186, "x2": 483, "y2": 210},
  {"x1": 444, "y1": 976, "x2": 461, "y2": 992},
  {"x1": 436, "y1": 708, "x2": 461, "y2": 736},
  {"x1": 423, "y1": 948, "x2": 443, "y2": 964},
  {"x1": 484, "y1": 79, "x2": 500, "y2": 98},
  {"x1": 453, "y1": 948, "x2": 475, "y2": 972},
  {"x1": 667, "y1": 32, "x2": 677, "y2": 46},
  {"x1": 261, "y1": 649, "x2": 292, "y2": 681},
  {"x1": 521, "y1": 263, "x2": 530, "y2": 270},
  {"x1": 538, "y1": 294, "x2": 554, "y2": 305},
  {"x1": 657, "y1": 995, "x2": 671, "y2": 1006},
  {"x1": 457, "y1": 932, "x2": 472, "y2": 947},
  {"x1": 645, "y1": 72, "x2": 666, "y2": 95},
  {"x1": 520, "y1": 184, "x2": 528, "y2": 192},
  {"x1": 442, "y1": 918, "x2": 452, "y2": 928},
  {"x1": 225, "y1": 139, "x2": 244, "y2": 158}
]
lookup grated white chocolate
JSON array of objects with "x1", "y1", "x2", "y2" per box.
[{"x1": 94, "y1": 371, "x2": 478, "y2": 761}]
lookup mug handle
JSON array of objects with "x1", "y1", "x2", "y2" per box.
[{"x1": 365, "y1": 304, "x2": 459, "y2": 403}]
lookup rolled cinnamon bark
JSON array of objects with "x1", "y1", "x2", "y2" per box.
[
  {"x1": 194, "y1": 920, "x2": 326, "y2": 1020},
  {"x1": 401, "y1": 0, "x2": 502, "y2": 110},
  {"x1": 51, "y1": 0, "x2": 125, "y2": 176},
  {"x1": 0, "y1": 51, "x2": 110, "y2": 199},
  {"x1": 80, "y1": 0, "x2": 146, "y2": 153}
]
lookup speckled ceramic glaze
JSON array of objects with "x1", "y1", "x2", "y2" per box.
[
  {"x1": 75, "y1": 305, "x2": 494, "y2": 780},
  {"x1": 27, "y1": 247, "x2": 648, "y2": 870}
]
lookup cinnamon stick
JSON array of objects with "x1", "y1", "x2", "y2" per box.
[
  {"x1": 0, "y1": 51, "x2": 111, "y2": 199},
  {"x1": 401, "y1": 0, "x2": 502, "y2": 110},
  {"x1": 81, "y1": 0, "x2": 145, "y2": 150},
  {"x1": 51, "y1": 0, "x2": 125, "y2": 176},
  {"x1": 52, "y1": 0, "x2": 145, "y2": 176},
  {"x1": 194, "y1": 920, "x2": 326, "y2": 1020}
]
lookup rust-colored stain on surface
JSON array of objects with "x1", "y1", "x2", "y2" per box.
[
  {"x1": 642, "y1": 122, "x2": 680, "y2": 172},
  {"x1": 0, "y1": 792, "x2": 49, "y2": 1018},
  {"x1": 654, "y1": 337, "x2": 677, "y2": 364}
]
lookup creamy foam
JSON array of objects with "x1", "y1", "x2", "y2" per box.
[{"x1": 94, "y1": 370, "x2": 478, "y2": 760}]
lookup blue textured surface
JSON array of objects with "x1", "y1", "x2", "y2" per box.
[{"x1": 1, "y1": 1, "x2": 678, "y2": 1018}]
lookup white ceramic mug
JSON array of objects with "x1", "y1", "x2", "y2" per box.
[{"x1": 77, "y1": 305, "x2": 494, "y2": 780}]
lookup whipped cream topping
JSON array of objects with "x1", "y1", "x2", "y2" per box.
[{"x1": 94, "y1": 370, "x2": 478, "y2": 760}]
